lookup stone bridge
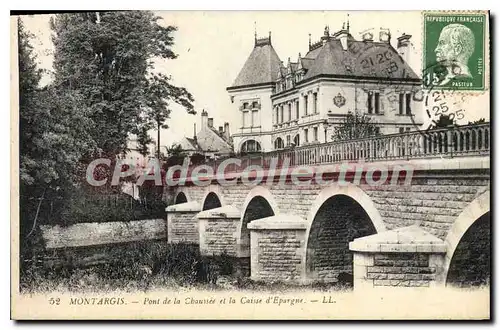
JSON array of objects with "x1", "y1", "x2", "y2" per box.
[{"x1": 165, "y1": 123, "x2": 490, "y2": 290}]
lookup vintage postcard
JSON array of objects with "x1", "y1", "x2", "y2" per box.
[{"x1": 11, "y1": 10, "x2": 490, "y2": 320}]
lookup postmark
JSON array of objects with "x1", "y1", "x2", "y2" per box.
[{"x1": 423, "y1": 12, "x2": 487, "y2": 91}]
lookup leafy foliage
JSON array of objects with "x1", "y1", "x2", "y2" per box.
[
  {"x1": 50, "y1": 12, "x2": 195, "y2": 157},
  {"x1": 19, "y1": 12, "x2": 195, "y2": 238},
  {"x1": 332, "y1": 112, "x2": 382, "y2": 141}
]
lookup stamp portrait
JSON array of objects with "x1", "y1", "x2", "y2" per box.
[{"x1": 423, "y1": 12, "x2": 487, "y2": 91}]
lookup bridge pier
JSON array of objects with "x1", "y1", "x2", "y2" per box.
[
  {"x1": 196, "y1": 205, "x2": 241, "y2": 257},
  {"x1": 349, "y1": 225, "x2": 447, "y2": 290},
  {"x1": 247, "y1": 215, "x2": 308, "y2": 284},
  {"x1": 166, "y1": 201, "x2": 201, "y2": 244}
]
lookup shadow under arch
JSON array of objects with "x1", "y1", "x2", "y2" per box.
[
  {"x1": 174, "y1": 191, "x2": 188, "y2": 204},
  {"x1": 443, "y1": 191, "x2": 490, "y2": 287},
  {"x1": 202, "y1": 192, "x2": 222, "y2": 211},
  {"x1": 304, "y1": 184, "x2": 385, "y2": 285}
]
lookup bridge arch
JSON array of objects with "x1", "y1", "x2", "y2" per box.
[
  {"x1": 174, "y1": 190, "x2": 189, "y2": 204},
  {"x1": 202, "y1": 192, "x2": 222, "y2": 211},
  {"x1": 443, "y1": 191, "x2": 490, "y2": 287},
  {"x1": 238, "y1": 187, "x2": 278, "y2": 260},
  {"x1": 304, "y1": 184, "x2": 385, "y2": 284},
  {"x1": 201, "y1": 185, "x2": 225, "y2": 210}
]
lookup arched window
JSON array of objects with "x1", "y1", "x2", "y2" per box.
[
  {"x1": 293, "y1": 134, "x2": 300, "y2": 147},
  {"x1": 241, "y1": 139, "x2": 261, "y2": 153},
  {"x1": 274, "y1": 137, "x2": 284, "y2": 150}
]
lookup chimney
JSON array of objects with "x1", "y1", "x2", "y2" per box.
[
  {"x1": 208, "y1": 118, "x2": 214, "y2": 128},
  {"x1": 223, "y1": 122, "x2": 230, "y2": 141},
  {"x1": 201, "y1": 109, "x2": 208, "y2": 130},
  {"x1": 218, "y1": 126, "x2": 223, "y2": 134},
  {"x1": 361, "y1": 29, "x2": 374, "y2": 42},
  {"x1": 379, "y1": 28, "x2": 391, "y2": 43},
  {"x1": 397, "y1": 33, "x2": 412, "y2": 64},
  {"x1": 193, "y1": 123, "x2": 197, "y2": 141}
]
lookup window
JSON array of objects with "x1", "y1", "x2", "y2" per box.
[
  {"x1": 313, "y1": 92, "x2": 318, "y2": 114},
  {"x1": 368, "y1": 92, "x2": 381, "y2": 114},
  {"x1": 367, "y1": 92, "x2": 373, "y2": 114},
  {"x1": 288, "y1": 103, "x2": 292, "y2": 122},
  {"x1": 242, "y1": 111, "x2": 249, "y2": 127},
  {"x1": 405, "y1": 93, "x2": 412, "y2": 115},
  {"x1": 275, "y1": 107, "x2": 279, "y2": 124},
  {"x1": 399, "y1": 127, "x2": 405, "y2": 134},
  {"x1": 251, "y1": 110, "x2": 258, "y2": 127},
  {"x1": 241, "y1": 140, "x2": 261, "y2": 153},
  {"x1": 274, "y1": 137, "x2": 284, "y2": 150},
  {"x1": 295, "y1": 100, "x2": 299, "y2": 119},
  {"x1": 399, "y1": 93, "x2": 404, "y2": 115},
  {"x1": 294, "y1": 134, "x2": 300, "y2": 147},
  {"x1": 286, "y1": 135, "x2": 291, "y2": 147},
  {"x1": 313, "y1": 127, "x2": 318, "y2": 141},
  {"x1": 280, "y1": 106, "x2": 284, "y2": 123},
  {"x1": 304, "y1": 95, "x2": 308, "y2": 115},
  {"x1": 304, "y1": 128, "x2": 309, "y2": 143}
]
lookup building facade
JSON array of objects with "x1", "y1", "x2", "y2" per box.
[{"x1": 227, "y1": 26, "x2": 423, "y2": 153}]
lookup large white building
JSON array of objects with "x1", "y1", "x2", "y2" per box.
[{"x1": 227, "y1": 25, "x2": 423, "y2": 153}]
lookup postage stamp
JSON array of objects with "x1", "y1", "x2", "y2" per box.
[
  {"x1": 423, "y1": 12, "x2": 487, "y2": 91},
  {"x1": 11, "y1": 10, "x2": 490, "y2": 321}
]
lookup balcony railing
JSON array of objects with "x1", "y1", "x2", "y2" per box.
[{"x1": 204, "y1": 123, "x2": 490, "y2": 174}]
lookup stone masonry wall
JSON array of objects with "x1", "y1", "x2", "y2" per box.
[
  {"x1": 167, "y1": 212, "x2": 199, "y2": 244},
  {"x1": 367, "y1": 253, "x2": 437, "y2": 287},
  {"x1": 41, "y1": 219, "x2": 166, "y2": 249},
  {"x1": 199, "y1": 218, "x2": 239, "y2": 256},
  {"x1": 251, "y1": 229, "x2": 305, "y2": 282}
]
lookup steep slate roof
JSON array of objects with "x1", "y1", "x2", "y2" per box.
[
  {"x1": 195, "y1": 127, "x2": 233, "y2": 154},
  {"x1": 230, "y1": 37, "x2": 284, "y2": 89},
  {"x1": 178, "y1": 137, "x2": 200, "y2": 152},
  {"x1": 302, "y1": 38, "x2": 419, "y2": 81},
  {"x1": 179, "y1": 127, "x2": 232, "y2": 155}
]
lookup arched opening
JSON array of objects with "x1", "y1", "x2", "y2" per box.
[
  {"x1": 239, "y1": 196, "x2": 275, "y2": 273},
  {"x1": 446, "y1": 211, "x2": 490, "y2": 288},
  {"x1": 175, "y1": 192, "x2": 187, "y2": 204},
  {"x1": 274, "y1": 137, "x2": 284, "y2": 150},
  {"x1": 241, "y1": 139, "x2": 261, "y2": 153},
  {"x1": 202, "y1": 192, "x2": 222, "y2": 211},
  {"x1": 306, "y1": 195, "x2": 377, "y2": 284}
]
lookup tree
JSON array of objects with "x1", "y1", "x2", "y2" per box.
[
  {"x1": 166, "y1": 143, "x2": 184, "y2": 157},
  {"x1": 19, "y1": 18, "x2": 93, "y2": 236},
  {"x1": 430, "y1": 114, "x2": 456, "y2": 129},
  {"x1": 136, "y1": 125, "x2": 154, "y2": 157},
  {"x1": 332, "y1": 112, "x2": 382, "y2": 141},
  {"x1": 50, "y1": 11, "x2": 195, "y2": 160}
]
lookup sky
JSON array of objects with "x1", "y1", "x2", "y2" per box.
[{"x1": 21, "y1": 11, "x2": 489, "y2": 147}]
